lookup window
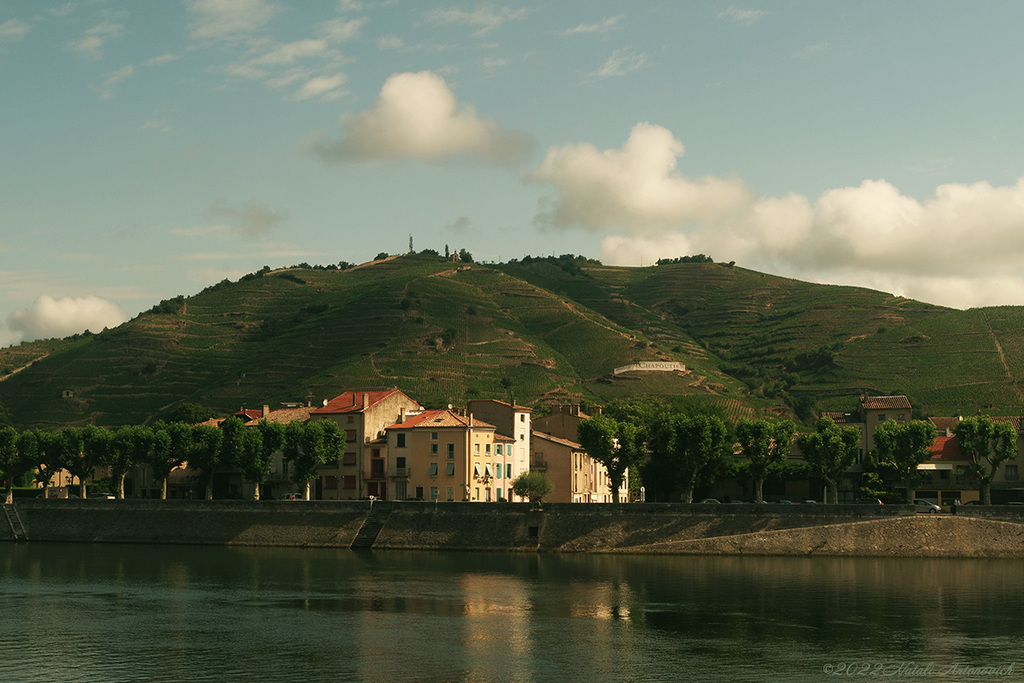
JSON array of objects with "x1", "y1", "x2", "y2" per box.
[
  {"x1": 347, "y1": 415, "x2": 354, "y2": 423},
  {"x1": 1007, "y1": 465, "x2": 1019, "y2": 480},
  {"x1": 396, "y1": 456, "x2": 406, "y2": 469},
  {"x1": 446, "y1": 486, "x2": 454, "y2": 501},
  {"x1": 430, "y1": 443, "x2": 438, "y2": 455},
  {"x1": 497, "y1": 487, "x2": 502, "y2": 501},
  {"x1": 370, "y1": 459, "x2": 384, "y2": 478},
  {"x1": 496, "y1": 464, "x2": 502, "y2": 479},
  {"x1": 446, "y1": 462, "x2": 455, "y2": 476},
  {"x1": 474, "y1": 443, "x2": 480, "y2": 455},
  {"x1": 345, "y1": 429, "x2": 357, "y2": 442},
  {"x1": 495, "y1": 444, "x2": 503, "y2": 456},
  {"x1": 506, "y1": 464, "x2": 512, "y2": 479},
  {"x1": 396, "y1": 433, "x2": 406, "y2": 447},
  {"x1": 486, "y1": 443, "x2": 491, "y2": 454},
  {"x1": 877, "y1": 414, "x2": 887, "y2": 423},
  {"x1": 430, "y1": 487, "x2": 439, "y2": 501},
  {"x1": 474, "y1": 487, "x2": 479, "y2": 501},
  {"x1": 342, "y1": 452, "x2": 357, "y2": 466},
  {"x1": 343, "y1": 475, "x2": 356, "y2": 489},
  {"x1": 395, "y1": 481, "x2": 407, "y2": 500},
  {"x1": 447, "y1": 444, "x2": 455, "y2": 459},
  {"x1": 473, "y1": 463, "x2": 481, "y2": 477},
  {"x1": 485, "y1": 464, "x2": 493, "y2": 477},
  {"x1": 429, "y1": 462, "x2": 438, "y2": 476},
  {"x1": 431, "y1": 431, "x2": 438, "y2": 441},
  {"x1": 520, "y1": 414, "x2": 525, "y2": 422},
  {"x1": 324, "y1": 476, "x2": 337, "y2": 489},
  {"x1": 485, "y1": 488, "x2": 491, "y2": 502},
  {"x1": 415, "y1": 486, "x2": 423, "y2": 499}
]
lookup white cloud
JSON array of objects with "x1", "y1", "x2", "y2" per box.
[
  {"x1": 377, "y1": 34, "x2": 403, "y2": 50},
  {"x1": 96, "y1": 64, "x2": 134, "y2": 100},
  {"x1": 426, "y1": 5, "x2": 529, "y2": 36},
  {"x1": 530, "y1": 123, "x2": 752, "y2": 232},
  {"x1": 592, "y1": 48, "x2": 648, "y2": 78},
  {"x1": 718, "y1": 7, "x2": 770, "y2": 25},
  {"x1": 187, "y1": 0, "x2": 277, "y2": 40},
  {"x1": 69, "y1": 22, "x2": 123, "y2": 59},
  {"x1": 565, "y1": 15, "x2": 623, "y2": 36},
  {"x1": 5, "y1": 295, "x2": 129, "y2": 344},
  {"x1": 145, "y1": 53, "x2": 179, "y2": 66},
  {"x1": 0, "y1": 18, "x2": 30, "y2": 39},
  {"x1": 317, "y1": 17, "x2": 368, "y2": 42},
  {"x1": 306, "y1": 70, "x2": 533, "y2": 165},
  {"x1": 292, "y1": 73, "x2": 347, "y2": 100},
  {"x1": 532, "y1": 123, "x2": 1024, "y2": 309},
  {"x1": 174, "y1": 202, "x2": 286, "y2": 238}
]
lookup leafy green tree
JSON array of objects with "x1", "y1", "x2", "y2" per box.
[
  {"x1": 796, "y1": 417, "x2": 860, "y2": 504},
  {"x1": 189, "y1": 423, "x2": 223, "y2": 500},
  {"x1": 736, "y1": 419, "x2": 796, "y2": 503},
  {"x1": 167, "y1": 402, "x2": 215, "y2": 425},
  {"x1": 81, "y1": 425, "x2": 114, "y2": 496},
  {"x1": 52, "y1": 427, "x2": 86, "y2": 498},
  {"x1": 248, "y1": 420, "x2": 285, "y2": 500},
  {"x1": 577, "y1": 415, "x2": 645, "y2": 503},
  {"x1": 148, "y1": 422, "x2": 192, "y2": 499},
  {"x1": 872, "y1": 419, "x2": 938, "y2": 502},
  {"x1": 16, "y1": 430, "x2": 47, "y2": 494},
  {"x1": 953, "y1": 415, "x2": 1018, "y2": 505},
  {"x1": 0, "y1": 426, "x2": 26, "y2": 503},
  {"x1": 511, "y1": 471, "x2": 553, "y2": 504},
  {"x1": 649, "y1": 414, "x2": 731, "y2": 503},
  {"x1": 110, "y1": 425, "x2": 155, "y2": 499},
  {"x1": 283, "y1": 420, "x2": 345, "y2": 500}
]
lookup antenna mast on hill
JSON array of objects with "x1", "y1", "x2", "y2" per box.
[{"x1": 409, "y1": 235, "x2": 414, "y2": 253}]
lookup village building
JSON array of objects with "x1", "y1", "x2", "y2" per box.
[{"x1": 309, "y1": 389, "x2": 422, "y2": 500}]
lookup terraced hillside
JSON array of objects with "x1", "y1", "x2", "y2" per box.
[
  {"x1": 4, "y1": 254, "x2": 1024, "y2": 428},
  {"x1": 0, "y1": 256, "x2": 735, "y2": 428}
]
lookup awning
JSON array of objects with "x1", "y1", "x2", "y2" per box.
[{"x1": 918, "y1": 463, "x2": 955, "y2": 470}]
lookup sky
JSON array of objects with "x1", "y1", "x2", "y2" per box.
[{"x1": 4, "y1": 1, "x2": 1024, "y2": 347}]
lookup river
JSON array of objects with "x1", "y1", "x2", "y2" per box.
[{"x1": 1, "y1": 543, "x2": 1021, "y2": 682}]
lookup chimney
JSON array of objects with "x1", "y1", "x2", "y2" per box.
[
  {"x1": 399, "y1": 407, "x2": 405, "y2": 423},
  {"x1": 363, "y1": 393, "x2": 369, "y2": 410},
  {"x1": 469, "y1": 412, "x2": 474, "y2": 427},
  {"x1": 262, "y1": 405, "x2": 270, "y2": 418}
]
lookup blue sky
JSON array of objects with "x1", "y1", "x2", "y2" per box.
[{"x1": 4, "y1": 1, "x2": 1024, "y2": 346}]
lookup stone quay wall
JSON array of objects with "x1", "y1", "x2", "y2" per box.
[{"x1": 5, "y1": 499, "x2": 1024, "y2": 557}]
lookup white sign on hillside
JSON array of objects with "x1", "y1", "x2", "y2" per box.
[{"x1": 613, "y1": 361, "x2": 686, "y2": 375}]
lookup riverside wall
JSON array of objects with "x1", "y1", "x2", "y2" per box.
[{"x1": 6, "y1": 499, "x2": 1024, "y2": 557}]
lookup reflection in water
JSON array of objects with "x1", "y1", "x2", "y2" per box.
[{"x1": 1, "y1": 544, "x2": 1023, "y2": 682}]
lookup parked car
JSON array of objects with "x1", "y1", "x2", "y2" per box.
[
  {"x1": 92, "y1": 493, "x2": 116, "y2": 500},
  {"x1": 914, "y1": 499, "x2": 941, "y2": 513},
  {"x1": 699, "y1": 498, "x2": 721, "y2": 504},
  {"x1": 855, "y1": 498, "x2": 884, "y2": 505},
  {"x1": 280, "y1": 493, "x2": 303, "y2": 501}
]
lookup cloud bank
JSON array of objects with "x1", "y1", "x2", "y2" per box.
[
  {"x1": 530, "y1": 123, "x2": 1024, "y2": 309},
  {"x1": 3, "y1": 295, "x2": 129, "y2": 346},
  {"x1": 307, "y1": 71, "x2": 533, "y2": 165}
]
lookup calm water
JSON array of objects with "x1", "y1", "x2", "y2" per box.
[{"x1": 1, "y1": 544, "x2": 1021, "y2": 683}]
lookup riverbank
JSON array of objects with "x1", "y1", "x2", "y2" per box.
[{"x1": 6, "y1": 499, "x2": 1024, "y2": 557}]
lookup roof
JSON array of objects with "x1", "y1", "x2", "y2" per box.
[
  {"x1": 532, "y1": 430, "x2": 583, "y2": 450},
  {"x1": 311, "y1": 389, "x2": 419, "y2": 415},
  {"x1": 860, "y1": 395, "x2": 912, "y2": 411},
  {"x1": 929, "y1": 417, "x2": 960, "y2": 433},
  {"x1": 263, "y1": 406, "x2": 314, "y2": 424},
  {"x1": 384, "y1": 409, "x2": 497, "y2": 431},
  {"x1": 466, "y1": 398, "x2": 533, "y2": 412},
  {"x1": 928, "y1": 435, "x2": 963, "y2": 461}
]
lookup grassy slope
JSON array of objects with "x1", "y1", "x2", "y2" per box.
[{"x1": 4, "y1": 256, "x2": 1024, "y2": 428}]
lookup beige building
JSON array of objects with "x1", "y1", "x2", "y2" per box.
[
  {"x1": 530, "y1": 430, "x2": 626, "y2": 503},
  {"x1": 385, "y1": 409, "x2": 518, "y2": 502},
  {"x1": 309, "y1": 389, "x2": 422, "y2": 500},
  {"x1": 466, "y1": 399, "x2": 531, "y2": 496}
]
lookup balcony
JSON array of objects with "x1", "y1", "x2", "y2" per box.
[{"x1": 391, "y1": 467, "x2": 411, "y2": 478}]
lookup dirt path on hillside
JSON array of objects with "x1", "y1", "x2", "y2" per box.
[{"x1": 983, "y1": 312, "x2": 1024, "y2": 401}]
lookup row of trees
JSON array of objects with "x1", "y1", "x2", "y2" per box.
[
  {"x1": 0, "y1": 418, "x2": 345, "y2": 504},
  {"x1": 573, "y1": 401, "x2": 1019, "y2": 505}
]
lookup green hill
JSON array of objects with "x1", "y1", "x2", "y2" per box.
[{"x1": 2, "y1": 254, "x2": 1023, "y2": 428}]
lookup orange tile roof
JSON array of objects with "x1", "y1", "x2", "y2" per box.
[
  {"x1": 384, "y1": 409, "x2": 497, "y2": 431},
  {"x1": 929, "y1": 417, "x2": 960, "y2": 432},
  {"x1": 532, "y1": 430, "x2": 583, "y2": 450},
  {"x1": 860, "y1": 395, "x2": 912, "y2": 410},
  {"x1": 928, "y1": 435, "x2": 963, "y2": 461},
  {"x1": 311, "y1": 389, "x2": 420, "y2": 415}
]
